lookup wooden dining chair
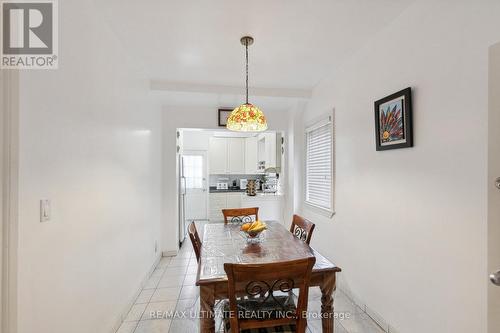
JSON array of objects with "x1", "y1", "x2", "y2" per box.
[
  {"x1": 188, "y1": 221, "x2": 202, "y2": 262},
  {"x1": 222, "y1": 207, "x2": 259, "y2": 224},
  {"x1": 223, "y1": 257, "x2": 316, "y2": 333},
  {"x1": 290, "y1": 215, "x2": 315, "y2": 245}
]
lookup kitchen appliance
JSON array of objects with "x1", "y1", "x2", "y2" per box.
[
  {"x1": 216, "y1": 182, "x2": 228, "y2": 190},
  {"x1": 240, "y1": 179, "x2": 248, "y2": 190},
  {"x1": 262, "y1": 173, "x2": 279, "y2": 193}
]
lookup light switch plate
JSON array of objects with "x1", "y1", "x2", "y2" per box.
[{"x1": 40, "y1": 199, "x2": 50, "y2": 222}]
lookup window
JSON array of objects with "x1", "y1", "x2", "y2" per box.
[
  {"x1": 183, "y1": 155, "x2": 204, "y2": 189},
  {"x1": 305, "y1": 116, "x2": 334, "y2": 215}
]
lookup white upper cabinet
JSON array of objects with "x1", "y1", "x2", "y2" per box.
[
  {"x1": 209, "y1": 134, "x2": 282, "y2": 175},
  {"x1": 256, "y1": 132, "x2": 281, "y2": 171},
  {"x1": 228, "y1": 138, "x2": 246, "y2": 174},
  {"x1": 209, "y1": 137, "x2": 228, "y2": 174},
  {"x1": 245, "y1": 136, "x2": 258, "y2": 174}
]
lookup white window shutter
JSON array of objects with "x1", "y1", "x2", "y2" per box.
[{"x1": 305, "y1": 117, "x2": 333, "y2": 212}]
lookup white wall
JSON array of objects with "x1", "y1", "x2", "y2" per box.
[
  {"x1": 488, "y1": 42, "x2": 500, "y2": 333},
  {"x1": 16, "y1": 1, "x2": 162, "y2": 333},
  {"x1": 182, "y1": 131, "x2": 213, "y2": 151},
  {"x1": 161, "y1": 105, "x2": 291, "y2": 253},
  {"x1": 296, "y1": 1, "x2": 500, "y2": 332}
]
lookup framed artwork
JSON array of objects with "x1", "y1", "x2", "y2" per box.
[
  {"x1": 374, "y1": 87, "x2": 413, "y2": 151},
  {"x1": 218, "y1": 109, "x2": 233, "y2": 127}
]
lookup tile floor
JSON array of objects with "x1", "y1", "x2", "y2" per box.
[{"x1": 117, "y1": 241, "x2": 385, "y2": 333}]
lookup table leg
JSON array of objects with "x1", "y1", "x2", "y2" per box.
[
  {"x1": 200, "y1": 285, "x2": 216, "y2": 333},
  {"x1": 320, "y1": 272, "x2": 336, "y2": 333}
]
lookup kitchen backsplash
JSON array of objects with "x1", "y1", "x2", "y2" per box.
[{"x1": 209, "y1": 174, "x2": 265, "y2": 187}]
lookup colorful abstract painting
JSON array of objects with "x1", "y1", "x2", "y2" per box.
[
  {"x1": 379, "y1": 97, "x2": 405, "y2": 145},
  {"x1": 374, "y1": 87, "x2": 413, "y2": 151}
]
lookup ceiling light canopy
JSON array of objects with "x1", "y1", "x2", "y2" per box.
[{"x1": 226, "y1": 36, "x2": 268, "y2": 132}]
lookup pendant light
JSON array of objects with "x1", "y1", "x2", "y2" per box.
[{"x1": 226, "y1": 36, "x2": 268, "y2": 132}]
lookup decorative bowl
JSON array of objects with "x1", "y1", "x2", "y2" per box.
[{"x1": 240, "y1": 221, "x2": 267, "y2": 243}]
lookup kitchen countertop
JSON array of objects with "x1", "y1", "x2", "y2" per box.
[
  {"x1": 209, "y1": 187, "x2": 246, "y2": 193},
  {"x1": 209, "y1": 187, "x2": 283, "y2": 196},
  {"x1": 243, "y1": 192, "x2": 284, "y2": 197}
]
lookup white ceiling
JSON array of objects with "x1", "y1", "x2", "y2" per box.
[{"x1": 98, "y1": 0, "x2": 414, "y2": 92}]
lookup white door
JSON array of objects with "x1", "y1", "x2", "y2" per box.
[
  {"x1": 488, "y1": 42, "x2": 500, "y2": 333},
  {"x1": 182, "y1": 151, "x2": 208, "y2": 221}
]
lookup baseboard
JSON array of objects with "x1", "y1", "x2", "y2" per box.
[
  {"x1": 337, "y1": 277, "x2": 400, "y2": 333},
  {"x1": 110, "y1": 254, "x2": 162, "y2": 333},
  {"x1": 162, "y1": 250, "x2": 178, "y2": 257}
]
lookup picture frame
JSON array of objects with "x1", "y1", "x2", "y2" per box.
[
  {"x1": 374, "y1": 87, "x2": 413, "y2": 151},
  {"x1": 218, "y1": 109, "x2": 233, "y2": 127}
]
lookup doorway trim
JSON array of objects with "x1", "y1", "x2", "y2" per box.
[{"x1": 1, "y1": 70, "x2": 19, "y2": 333}]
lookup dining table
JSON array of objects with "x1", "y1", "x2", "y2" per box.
[{"x1": 195, "y1": 220, "x2": 342, "y2": 333}]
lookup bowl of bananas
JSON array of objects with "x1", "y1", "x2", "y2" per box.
[{"x1": 240, "y1": 220, "x2": 267, "y2": 243}]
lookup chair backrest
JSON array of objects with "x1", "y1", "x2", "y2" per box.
[
  {"x1": 222, "y1": 207, "x2": 259, "y2": 224},
  {"x1": 188, "y1": 222, "x2": 202, "y2": 262},
  {"x1": 224, "y1": 257, "x2": 316, "y2": 333},
  {"x1": 290, "y1": 215, "x2": 316, "y2": 245}
]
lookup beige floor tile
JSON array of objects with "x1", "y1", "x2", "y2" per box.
[
  {"x1": 141, "y1": 300, "x2": 178, "y2": 320},
  {"x1": 185, "y1": 265, "x2": 198, "y2": 275},
  {"x1": 158, "y1": 274, "x2": 185, "y2": 288},
  {"x1": 183, "y1": 274, "x2": 197, "y2": 286},
  {"x1": 169, "y1": 258, "x2": 191, "y2": 267},
  {"x1": 156, "y1": 257, "x2": 171, "y2": 268},
  {"x1": 175, "y1": 251, "x2": 193, "y2": 259},
  {"x1": 116, "y1": 321, "x2": 138, "y2": 333},
  {"x1": 307, "y1": 318, "x2": 349, "y2": 333},
  {"x1": 179, "y1": 286, "x2": 199, "y2": 300},
  {"x1": 164, "y1": 266, "x2": 188, "y2": 275},
  {"x1": 340, "y1": 312, "x2": 385, "y2": 333},
  {"x1": 168, "y1": 318, "x2": 199, "y2": 333},
  {"x1": 175, "y1": 298, "x2": 199, "y2": 316},
  {"x1": 150, "y1": 287, "x2": 181, "y2": 302},
  {"x1": 135, "y1": 319, "x2": 171, "y2": 333},
  {"x1": 143, "y1": 276, "x2": 161, "y2": 290},
  {"x1": 334, "y1": 291, "x2": 364, "y2": 315},
  {"x1": 135, "y1": 289, "x2": 154, "y2": 304},
  {"x1": 124, "y1": 303, "x2": 147, "y2": 322},
  {"x1": 151, "y1": 267, "x2": 166, "y2": 278}
]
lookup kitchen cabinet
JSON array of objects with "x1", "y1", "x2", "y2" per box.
[
  {"x1": 209, "y1": 192, "x2": 242, "y2": 221},
  {"x1": 209, "y1": 137, "x2": 228, "y2": 174},
  {"x1": 210, "y1": 192, "x2": 283, "y2": 222},
  {"x1": 257, "y1": 132, "x2": 282, "y2": 172},
  {"x1": 245, "y1": 136, "x2": 258, "y2": 174},
  {"x1": 228, "y1": 138, "x2": 245, "y2": 174},
  {"x1": 209, "y1": 137, "x2": 246, "y2": 174},
  {"x1": 241, "y1": 194, "x2": 283, "y2": 222},
  {"x1": 226, "y1": 192, "x2": 242, "y2": 208}
]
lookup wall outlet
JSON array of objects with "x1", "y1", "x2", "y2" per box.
[{"x1": 40, "y1": 199, "x2": 50, "y2": 222}]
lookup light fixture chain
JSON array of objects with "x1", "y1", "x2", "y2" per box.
[{"x1": 245, "y1": 41, "x2": 249, "y2": 104}]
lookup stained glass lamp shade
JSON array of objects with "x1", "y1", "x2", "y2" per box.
[
  {"x1": 227, "y1": 36, "x2": 268, "y2": 132},
  {"x1": 226, "y1": 103, "x2": 268, "y2": 132}
]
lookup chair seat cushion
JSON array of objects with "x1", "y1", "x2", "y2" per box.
[{"x1": 222, "y1": 296, "x2": 297, "y2": 332}]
